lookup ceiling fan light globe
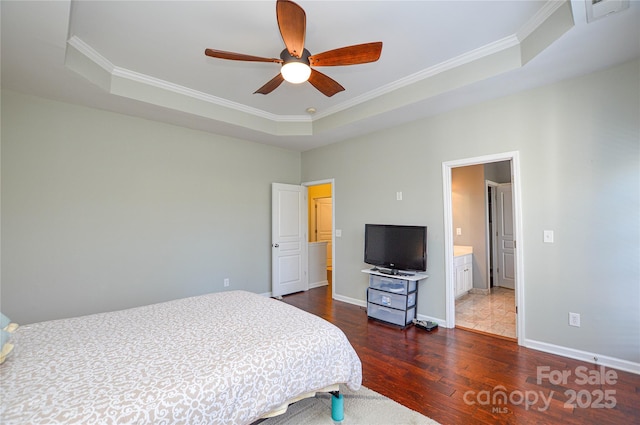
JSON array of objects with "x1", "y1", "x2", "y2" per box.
[{"x1": 281, "y1": 62, "x2": 311, "y2": 84}]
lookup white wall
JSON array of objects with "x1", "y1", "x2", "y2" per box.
[
  {"x1": 1, "y1": 90, "x2": 301, "y2": 324},
  {"x1": 301, "y1": 59, "x2": 640, "y2": 366}
]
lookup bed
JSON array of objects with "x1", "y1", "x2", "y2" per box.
[{"x1": 0, "y1": 290, "x2": 362, "y2": 424}]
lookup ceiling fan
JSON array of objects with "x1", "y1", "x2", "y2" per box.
[{"x1": 204, "y1": 0, "x2": 383, "y2": 97}]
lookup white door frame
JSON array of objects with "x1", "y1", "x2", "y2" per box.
[
  {"x1": 442, "y1": 151, "x2": 525, "y2": 345},
  {"x1": 303, "y1": 179, "x2": 335, "y2": 300}
]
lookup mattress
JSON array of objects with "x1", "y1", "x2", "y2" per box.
[{"x1": 0, "y1": 290, "x2": 362, "y2": 424}]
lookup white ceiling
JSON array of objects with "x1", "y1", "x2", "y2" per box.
[{"x1": 2, "y1": 0, "x2": 639, "y2": 151}]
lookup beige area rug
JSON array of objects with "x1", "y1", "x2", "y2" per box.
[{"x1": 261, "y1": 385, "x2": 440, "y2": 425}]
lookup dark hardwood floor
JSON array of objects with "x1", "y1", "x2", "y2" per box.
[{"x1": 282, "y1": 286, "x2": 640, "y2": 425}]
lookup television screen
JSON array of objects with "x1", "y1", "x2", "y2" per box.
[{"x1": 364, "y1": 224, "x2": 427, "y2": 273}]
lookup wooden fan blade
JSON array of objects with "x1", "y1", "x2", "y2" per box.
[
  {"x1": 254, "y1": 73, "x2": 285, "y2": 95},
  {"x1": 205, "y1": 48, "x2": 282, "y2": 63},
  {"x1": 309, "y1": 42, "x2": 383, "y2": 67},
  {"x1": 276, "y1": 0, "x2": 306, "y2": 58},
  {"x1": 308, "y1": 69, "x2": 345, "y2": 97}
]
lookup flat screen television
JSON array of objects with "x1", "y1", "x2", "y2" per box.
[{"x1": 364, "y1": 224, "x2": 427, "y2": 274}]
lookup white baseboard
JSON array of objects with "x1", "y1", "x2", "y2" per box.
[
  {"x1": 333, "y1": 293, "x2": 367, "y2": 308},
  {"x1": 261, "y1": 283, "x2": 327, "y2": 299},
  {"x1": 524, "y1": 338, "x2": 640, "y2": 375},
  {"x1": 469, "y1": 288, "x2": 491, "y2": 295},
  {"x1": 309, "y1": 280, "x2": 328, "y2": 289}
]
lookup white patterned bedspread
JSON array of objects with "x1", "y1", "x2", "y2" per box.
[{"x1": 0, "y1": 291, "x2": 362, "y2": 424}]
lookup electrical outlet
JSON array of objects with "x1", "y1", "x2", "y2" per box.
[
  {"x1": 224, "y1": 278, "x2": 230, "y2": 287},
  {"x1": 456, "y1": 228, "x2": 462, "y2": 236},
  {"x1": 569, "y1": 312, "x2": 580, "y2": 327}
]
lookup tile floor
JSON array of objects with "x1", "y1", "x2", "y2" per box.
[{"x1": 455, "y1": 286, "x2": 516, "y2": 339}]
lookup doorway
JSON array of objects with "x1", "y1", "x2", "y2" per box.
[
  {"x1": 271, "y1": 180, "x2": 335, "y2": 298},
  {"x1": 451, "y1": 164, "x2": 516, "y2": 339},
  {"x1": 305, "y1": 180, "x2": 334, "y2": 295},
  {"x1": 442, "y1": 152, "x2": 525, "y2": 345}
]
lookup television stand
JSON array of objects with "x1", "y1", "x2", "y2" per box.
[
  {"x1": 362, "y1": 269, "x2": 429, "y2": 328},
  {"x1": 369, "y1": 267, "x2": 414, "y2": 277}
]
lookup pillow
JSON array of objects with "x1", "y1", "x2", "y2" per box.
[
  {"x1": 0, "y1": 315, "x2": 18, "y2": 365},
  {"x1": 0, "y1": 312, "x2": 9, "y2": 328},
  {"x1": 0, "y1": 312, "x2": 18, "y2": 333},
  {"x1": 0, "y1": 329, "x2": 10, "y2": 346},
  {"x1": 0, "y1": 330, "x2": 14, "y2": 364}
]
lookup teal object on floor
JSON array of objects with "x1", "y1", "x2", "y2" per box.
[{"x1": 331, "y1": 393, "x2": 344, "y2": 421}]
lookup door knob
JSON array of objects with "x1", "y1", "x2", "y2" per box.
[{"x1": 273, "y1": 243, "x2": 279, "y2": 248}]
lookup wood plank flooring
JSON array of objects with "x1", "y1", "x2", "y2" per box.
[{"x1": 282, "y1": 286, "x2": 640, "y2": 425}]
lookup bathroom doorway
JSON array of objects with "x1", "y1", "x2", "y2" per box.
[
  {"x1": 307, "y1": 182, "x2": 333, "y2": 289},
  {"x1": 442, "y1": 152, "x2": 524, "y2": 344},
  {"x1": 451, "y1": 162, "x2": 516, "y2": 339}
]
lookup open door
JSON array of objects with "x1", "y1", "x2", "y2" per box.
[
  {"x1": 272, "y1": 183, "x2": 308, "y2": 297},
  {"x1": 496, "y1": 183, "x2": 515, "y2": 290}
]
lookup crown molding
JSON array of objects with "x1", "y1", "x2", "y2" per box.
[
  {"x1": 65, "y1": 0, "x2": 573, "y2": 137},
  {"x1": 517, "y1": 0, "x2": 572, "y2": 41},
  {"x1": 67, "y1": 35, "x2": 309, "y2": 125},
  {"x1": 315, "y1": 34, "x2": 520, "y2": 120},
  {"x1": 67, "y1": 36, "x2": 115, "y2": 73}
]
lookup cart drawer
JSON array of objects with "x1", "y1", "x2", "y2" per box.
[
  {"x1": 367, "y1": 303, "x2": 415, "y2": 326},
  {"x1": 368, "y1": 288, "x2": 415, "y2": 310},
  {"x1": 369, "y1": 275, "x2": 416, "y2": 295}
]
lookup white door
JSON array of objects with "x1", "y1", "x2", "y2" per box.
[
  {"x1": 315, "y1": 197, "x2": 333, "y2": 269},
  {"x1": 496, "y1": 184, "x2": 515, "y2": 289},
  {"x1": 272, "y1": 183, "x2": 308, "y2": 297}
]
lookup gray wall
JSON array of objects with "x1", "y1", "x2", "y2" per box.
[
  {"x1": 484, "y1": 161, "x2": 511, "y2": 183},
  {"x1": 301, "y1": 59, "x2": 640, "y2": 364},
  {"x1": 1, "y1": 90, "x2": 301, "y2": 324},
  {"x1": 2, "y1": 59, "x2": 638, "y2": 365}
]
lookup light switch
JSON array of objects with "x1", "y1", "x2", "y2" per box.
[
  {"x1": 543, "y1": 230, "x2": 554, "y2": 243},
  {"x1": 335, "y1": 229, "x2": 342, "y2": 237},
  {"x1": 396, "y1": 191, "x2": 403, "y2": 201}
]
